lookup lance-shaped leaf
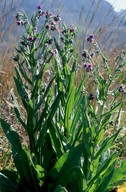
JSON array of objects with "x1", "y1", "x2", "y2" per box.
[
  {"x1": 0, "y1": 120, "x2": 25, "y2": 179},
  {"x1": 87, "y1": 153, "x2": 117, "y2": 190},
  {"x1": 19, "y1": 147, "x2": 41, "y2": 191},
  {"x1": 14, "y1": 74, "x2": 28, "y2": 112},
  {"x1": 0, "y1": 173, "x2": 17, "y2": 192},
  {"x1": 35, "y1": 76, "x2": 55, "y2": 112},
  {"x1": 10, "y1": 89, "x2": 27, "y2": 130},
  {"x1": 109, "y1": 159, "x2": 126, "y2": 186},
  {"x1": 49, "y1": 143, "x2": 84, "y2": 189},
  {"x1": 53, "y1": 185, "x2": 68, "y2": 192},
  {"x1": 64, "y1": 87, "x2": 76, "y2": 137},
  {"x1": 94, "y1": 128, "x2": 121, "y2": 159},
  {"x1": 95, "y1": 163, "x2": 115, "y2": 192},
  {"x1": 0, "y1": 119, "x2": 22, "y2": 153},
  {"x1": 17, "y1": 65, "x2": 32, "y2": 85}
]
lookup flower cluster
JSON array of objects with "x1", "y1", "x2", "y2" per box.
[
  {"x1": 15, "y1": 12, "x2": 24, "y2": 26},
  {"x1": 15, "y1": 5, "x2": 61, "y2": 32},
  {"x1": 60, "y1": 24, "x2": 76, "y2": 52},
  {"x1": 61, "y1": 25, "x2": 76, "y2": 37},
  {"x1": 45, "y1": 11, "x2": 61, "y2": 31},
  {"x1": 82, "y1": 49, "x2": 95, "y2": 59}
]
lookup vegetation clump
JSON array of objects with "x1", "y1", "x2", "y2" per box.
[{"x1": 0, "y1": 5, "x2": 126, "y2": 192}]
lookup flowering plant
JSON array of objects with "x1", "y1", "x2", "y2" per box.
[{"x1": 0, "y1": 5, "x2": 126, "y2": 192}]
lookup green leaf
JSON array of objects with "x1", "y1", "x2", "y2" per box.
[
  {"x1": 48, "y1": 121, "x2": 63, "y2": 158},
  {"x1": 19, "y1": 147, "x2": 40, "y2": 191},
  {"x1": 26, "y1": 100, "x2": 34, "y2": 135},
  {"x1": 68, "y1": 69, "x2": 75, "y2": 93},
  {"x1": 94, "y1": 128, "x2": 105, "y2": 145},
  {"x1": 101, "y1": 101, "x2": 122, "y2": 117},
  {"x1": 54, "y1": 38, "x2": 62, "y2": 57},
  {"x1": 35, "y1": 76, "x2": 55, "y2": 112},
  {"x1": 49, "y1": 143, "x2": 84, "y2": 189},
  {"x1": 53, "y1": 185, "x2": 68, "y2": 192},
  {"x1": 0, "y1": 119, "x2": 22, "y2": 153},
  {"x1": 14, "y1": 76, "x2": 28, "y2": 112},
  {"x1": 68, "y1": 166, "x2": 84, "y2": 192},
  {"x1": 0, "y1": 173, "x2": 17, "y2": 192},
  {"x1": 47, "y1": 93, "x2": 63, "y2": 158},
  {"x1": 17, "y1": 65, "x2": 32, "y2": 85},
  {"x1": 101, "y1": 113, "x2": 111, "y2": 128},
  {"x1": 26, "y1": 100, "x2": 37, "y2": 154},
  {"x1": 65, "y1": 87, "x2": 76, "y2": 137},
  {"x1": 94, "y1": 128, "x2": 121, "y2": 159},
  {"x1": 0, "y1": 169, "x2": 19, "y2": 187},
  {"x1": 38, "y1": 133, "x2": 55, "y2": 172},
  {"x1": 87, "y1": 154, "x2": 117, "y2": 190},
  {"x1": 95, "y1": 163, "x2": 115, "y2": 192},
  {"x1": 0, "y1": 120, "x2": 27, "y2": 181},
  {"x1": 70, "y1": 104, "x2": 82, "y2": 145},
  {"x1": 10, "y1": 89, "x2": 27, "y2": 130},
  {"x1": 109, "y1": 160, "x2": 126, "y2": 186}
]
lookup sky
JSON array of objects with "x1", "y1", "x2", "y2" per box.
[{"x1": 106, "y1": 0, "x2": 126, "y2": 12}]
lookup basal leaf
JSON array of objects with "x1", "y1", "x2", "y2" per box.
[
  {"x1": 109, "y1": 159, "x2": 126, "y2": 186},
  {"x1": 0, "y1": 119, "x2": 22, "y2": 153},
  {"x1": 0, "y1": 173, "x2": 17, "y2": 192},
  {"x1": 49, "y1": 143, "x2": 84, "y2": 189}
]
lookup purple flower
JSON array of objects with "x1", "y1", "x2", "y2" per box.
[
  {"x1": 89, "y1": 93, "x2": 94, "y2": 100},
  {"x1": 20, "y1": 41, "x2": 26, "y2": 46},
  {"x1": 50, "y1": 22, "x2": 59, "y2": 31},
  {"x1": 45, "y1": 24, "x2": 50, "y2": 30},
  {"x1": 17, "y1": 20, "x2": 23, "y2": 26},
  {"x1": 119, "y1": 84, "x2": 125, "y2": 92},
  {"x1": 83, "y1": 63, "x2": 88, "y2": 69},
  {"x1": 70, "y1": 25, "x2": 76, "y2": 33},
  {"x1": 49, "y1": 50, "x2": 55, "y2": 56},
  {"x1": 38, "y1": 5, "x2": 42, "y2": 10},
  {"x1": 86, "y1": 64, "x2": 92, "y2": 72},
  {"x1": 38, "y1": 11, "x2": 46, "y2": 17},
  {"x1": 82, "y1": 50, "x2": 88, "y2": 58},
  {"x1": 45, "y1": 11, "x2": 53, "y2": 20},
  {"x1": 90, "y1": 52, "x2": 95, "y2": 57},
  {"x1": 46, "y1": 38, "x2": 53, "y2": 45},
  {"x1": 83, "y1": 63, "x2": 92, "y2": 72},
  {"x1": 54, "y1": 14, "x2": 61, "y2": 22},
  {"x1": 27, "y1": 36, "x2": 35, "y2": 42},
  {"x1": 87, "y1": 34, "x2": 94, "y2": 43},
  {"x1": 61, "y1": 29, "x2": 67, "y2": 35},
  {"x1": 60, "y1": 37, "x2": 64, "y2": 42},
  {"x1": 109, "y1": 121, "x2": 114, "y2": 126}
]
